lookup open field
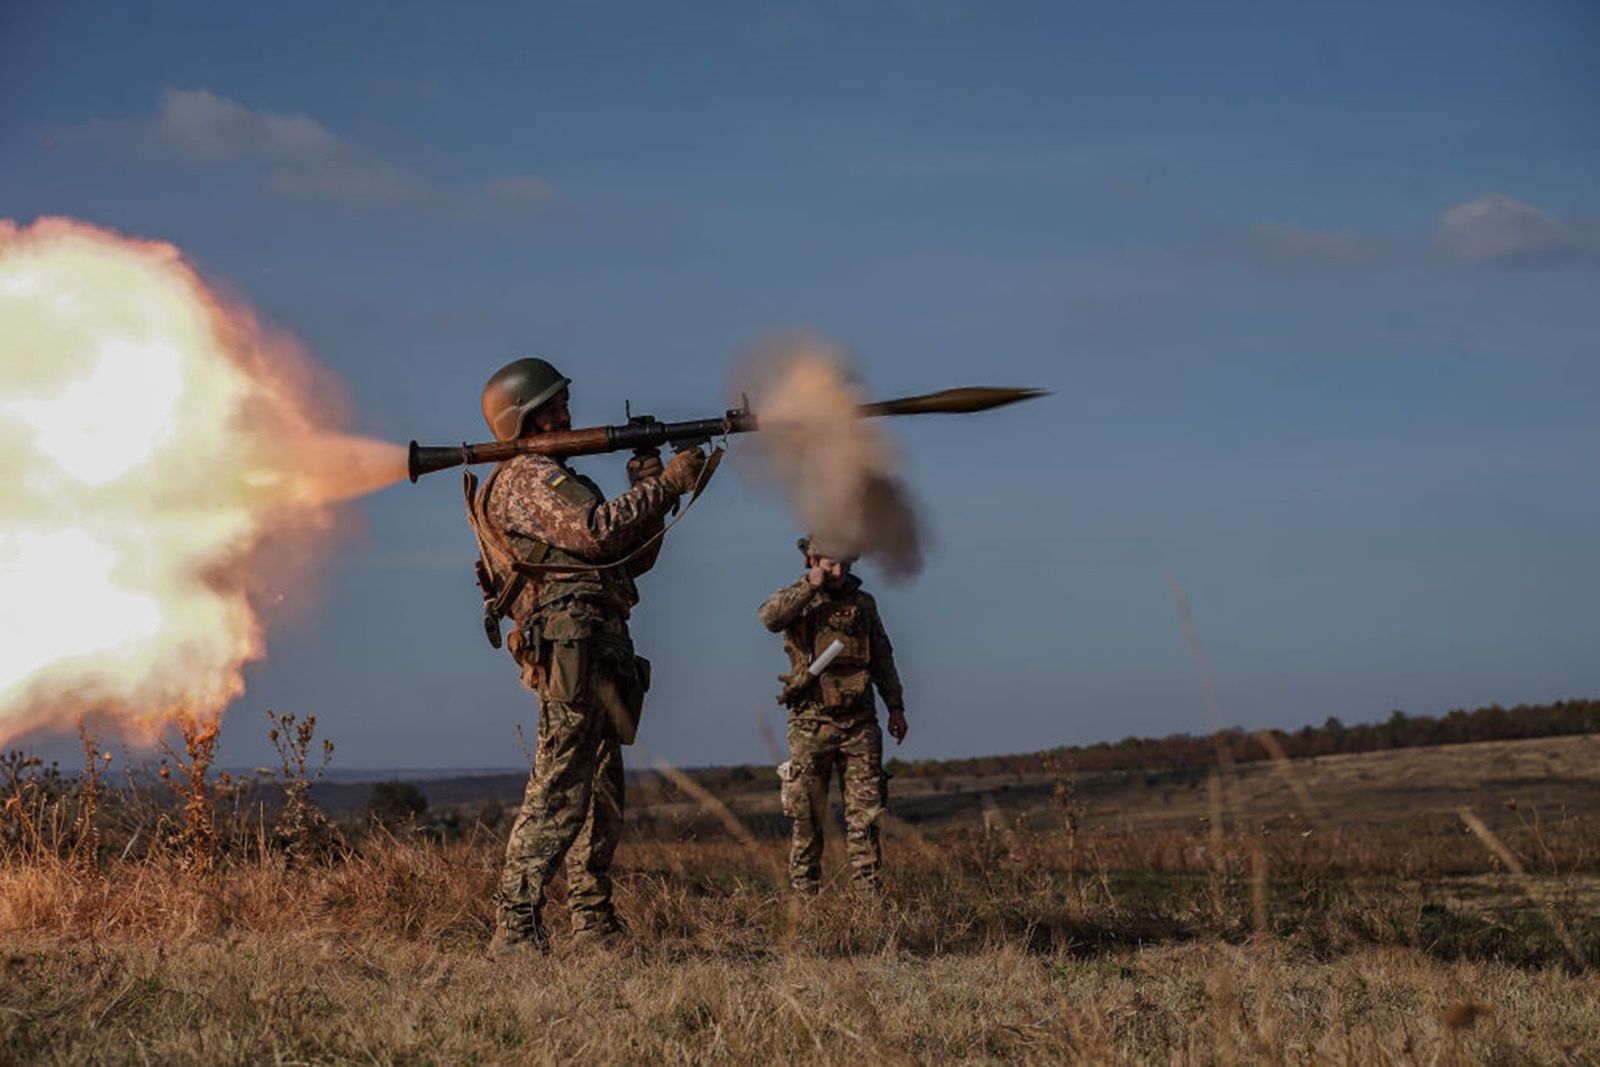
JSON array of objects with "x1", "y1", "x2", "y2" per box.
[
  {"x1": 630, "y1": 734, "x2": 1600, "y2": 879},
  {"x1": 641, "y1": 732, "x2": 1600, "y2": 830},
  {"x1": 3, "y1": 733, "x2": 1598, "y2": 1063}
]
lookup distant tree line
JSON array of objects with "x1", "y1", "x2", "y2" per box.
[{"x1": 882, "y1": 698, "x2": 1600, "y2": 781}]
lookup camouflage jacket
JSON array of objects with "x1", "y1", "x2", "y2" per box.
[
  {"x1": 481, "y1": 452, "x2": 675, "y2": 624},
  {"x1": 759, "y1": 574, "x2": 904, "y2": 719}
]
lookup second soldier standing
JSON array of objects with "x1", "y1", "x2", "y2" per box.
[{"x1": 759, "y1": 536, "x2": 908, "y2": 893}]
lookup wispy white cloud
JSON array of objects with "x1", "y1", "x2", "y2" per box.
[
  {"x1": 1247, "y1": 222, "x2": 1385, "y2": 266},
  {"x1": 153, "y1": 88, "x2": 432, "y2": 204},
  {"x1": 62, "y1": 88, "x2": 558, "y2": 218},
  {"x1": 1437, "y1": 194, "x2": 1598, "y2": 264}
]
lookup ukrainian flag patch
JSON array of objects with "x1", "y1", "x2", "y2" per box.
[{"x1": 545, "y1": 470, "x2": 568, "y2": 489}]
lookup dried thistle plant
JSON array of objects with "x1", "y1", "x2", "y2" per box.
[
  {"x1": 267, "y1": 709, "x2": 337, "y2": 862},
  {"x1": 1, "y1": 749, "x2": 64, "y2": 861},
  {"x1": 71, "y1": 720, "x2": 112, "y2": 870},
  {"x1": 159, "y1": 710, "x2": 222, "y2": 872},
  {"x1": 1, "y1": 751, "x2": 42, "y2": 859}
]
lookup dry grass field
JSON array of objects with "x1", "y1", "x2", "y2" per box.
[
  {"x1": 645, "y1": 732, "x2": 1600, "y2": 834},
  {"x1": 2, "y1": 730, "x2": 1597, "y2": 1064}
]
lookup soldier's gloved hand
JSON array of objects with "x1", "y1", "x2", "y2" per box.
[
  {"x1": 627, "y1": 450, "x2": 664, "y2": 487},
  {"x1": 887, "y1": 708, "x2": 909, "y2": 745},
  {"x1": 660, "y1": 447, "x2": 707, "y2": 495}
]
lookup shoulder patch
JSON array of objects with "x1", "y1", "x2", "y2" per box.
[{"x1": 548, "y1": 468, "x2": 599, "y2": 506}]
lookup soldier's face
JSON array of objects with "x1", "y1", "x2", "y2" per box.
[
  {"x1": 530, "y1": 390, "x2": 572, "y2": 434},
  {"x1": 813, "y1": 556, "x2": 848, "y2": 587}
]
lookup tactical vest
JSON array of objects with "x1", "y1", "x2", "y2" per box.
[
  {"x1": 786, "y1": 588, "x2": 875, "y2": 714},
  {"x1": 467, "y1": 462, "x2": 639, "y2": 642}
]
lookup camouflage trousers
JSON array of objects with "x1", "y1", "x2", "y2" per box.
[
  {"x1": 496, "y1": 633, "x2": 630, "y2": 938},
  {"x1": 783, "y1": 715, "x2": 886, "y2": 892}
]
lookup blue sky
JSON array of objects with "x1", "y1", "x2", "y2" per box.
[{"x1": 3, "y1": 1, "x2": 1597, "y2": 769}]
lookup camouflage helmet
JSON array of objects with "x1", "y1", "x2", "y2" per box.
[
  {"x1": 481, "y1": 357, "x2": 572, "y2": 441},
  {"x1": 797, "y1": 533, "x2": 858, "y2": 565}
]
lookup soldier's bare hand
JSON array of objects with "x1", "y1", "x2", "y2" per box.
[
  {"x1": 806, "y1": 562, "x2": 827, "y2": 586},
  {"x1": 887, "y1": 708, "x2": 908, "y2": 744},
  {"x1": 661, "y1": 447, "x2": 706, "y2": 494},
  {"x1": 626, "y1": 450, "x2": 664, "y2": 487}
]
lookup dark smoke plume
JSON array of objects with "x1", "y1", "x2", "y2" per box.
[{"x1": 730, "y1": 331, "x2": 925, "y2": 581}]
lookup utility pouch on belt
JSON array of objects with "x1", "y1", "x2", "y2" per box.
[
  {"x1": 595, "y1": 651, "x2": 649, "y2": 745},
  {"x1": 818, "y1": 672, "x2": 867, "y2": 709},
  {"x1": 539, "y1": 605, "x2": 649, "y2": 744},
  {"x1": 540, "y1": 613, "x2": 593, "y2": 642},
  {"x1": 777, "y1": 759, "x2": 800, "y2": 819},
  {"x1": 536, "y1": 612, "x2": 591, "y2": 705},
  {"x1": 507, "y1": 624, "x2": 547, "y2": 692}
]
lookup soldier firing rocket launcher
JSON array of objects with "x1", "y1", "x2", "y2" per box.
[{"x1": 405, "y1": 386, "x2": 1049, "y2": 482}]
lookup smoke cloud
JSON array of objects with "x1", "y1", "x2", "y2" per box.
[{"x1": 731, "y1": 332, "x2": 925, "y2": 582}]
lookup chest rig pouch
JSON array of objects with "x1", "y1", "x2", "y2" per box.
[{"x1": 813, "y1": 600, "x2": 872, "y2": 711}]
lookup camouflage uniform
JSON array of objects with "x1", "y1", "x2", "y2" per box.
[
  {"x1": 759, "y1": 575, "x2": 904, "y2": 891},
  {"x1": 481, "y1": 452, "x2": 677, "y2": 940}
]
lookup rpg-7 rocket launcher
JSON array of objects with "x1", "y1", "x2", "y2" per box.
[{"x1": 406, "y1": 386, "x2": 1048, "y2": 482}]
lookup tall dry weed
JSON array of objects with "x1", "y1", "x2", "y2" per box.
[
  {"x1": 1, "y1": 749, "x2": 58, "y2": 861},
  {"x1": 157, "y1": 711, "x2": 222, "y2": 871},
  {"x1": 266, "y1": 709, "x2": 337, "y2": 861}
]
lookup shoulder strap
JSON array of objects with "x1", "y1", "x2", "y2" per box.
[{"x1": 467, "y1": 464, "x2": 550, "y2": 620}]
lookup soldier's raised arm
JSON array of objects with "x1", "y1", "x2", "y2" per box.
[
  {"x1": 579, "y1": 475, "x2": 677, "y2": 557},
  {"x1": 623, "y1": 513, "x2": 667, "y2": 578},
  {"x1": 491, "y1": 450, "x2": 702, "y2": 562},
  {"x1": 622, "y1": 456, "x2": 668, "y2": 578},
  {"x1": 759, "y1": 578, "x2": 820, "y2": 632}
]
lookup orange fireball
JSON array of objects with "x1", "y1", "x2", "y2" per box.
[{"x1": 0, "y1": 217, "x2": 405, "y2": 745}]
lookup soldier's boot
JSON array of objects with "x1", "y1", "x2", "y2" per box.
[
  {"x1": 487, "y1": 922, "x2": 550, "y2": 959},
  {"x1": 570, "y1": 925, "x2": 628, "y2": 951},
  {"x1": 572, "y1": 905, "x2": 625, "y2": 935},
  {"x1": 570, "y1": 910, "x2": 629, "y2": 952}
]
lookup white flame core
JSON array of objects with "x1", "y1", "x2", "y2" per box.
[{"x1": 0, "y1": 217, "x2": 406, "y2": 744}]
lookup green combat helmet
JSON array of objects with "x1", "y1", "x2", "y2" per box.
[
  {"x1": 797, "y1": 533, "x2": 858, "y2": 564},
  {"x1": 481, "y1": 357, "x2": 572, "y2": 441}
]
